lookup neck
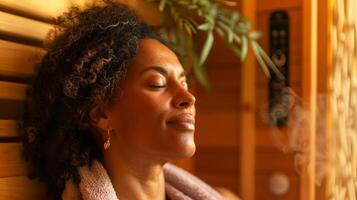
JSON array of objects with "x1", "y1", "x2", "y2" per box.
[{"x1": 102, "y1": 141, "x2": 166, "y2": 200}]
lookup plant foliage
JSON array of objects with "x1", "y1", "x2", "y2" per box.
[{"x1": 146, "y1": 0, "x2": 285, "y2": 88}]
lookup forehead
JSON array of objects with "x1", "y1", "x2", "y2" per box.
[{"x1": 127, "y1": 38, "x2": 184, "y2": 76}]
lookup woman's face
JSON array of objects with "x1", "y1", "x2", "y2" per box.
[{"x1": 106, "y1": 38, "x2": 196, "y2": 161}]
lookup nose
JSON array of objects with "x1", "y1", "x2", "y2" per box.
[{"x1": 172, "y1": 89, "x2": 196, "y2": 109}]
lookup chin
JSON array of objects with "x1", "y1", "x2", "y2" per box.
[
  {"x1": 169, "y1": 139, "x2": 196, "y2": 160},
  {"x1": 160, "y1": 131, "x2": 196, "y2": 160}
]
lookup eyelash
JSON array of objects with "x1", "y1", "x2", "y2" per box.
[
  {"x1": 149, "y1": 84, "x2": 166, "y2": 88},
  {"x1": 148, "y1": 81, "x2": 189, "y2": 90}
]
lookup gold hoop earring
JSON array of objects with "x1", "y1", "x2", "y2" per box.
[{"x1": 104, "y1": 128, "x2": 111, "y2": 150}]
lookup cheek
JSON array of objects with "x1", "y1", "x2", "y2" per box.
[
  {"x1": 110, "y1": 92, "x2": 170, "y2": 133},
  {"x1": 134, "y1": 96, "x2": 170, "y2": 132}
]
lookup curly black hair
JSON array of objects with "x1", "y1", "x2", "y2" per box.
[{"x1": 21, "y1": 1, "x2": 167, "y2": 199}]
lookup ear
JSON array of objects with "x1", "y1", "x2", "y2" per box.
[{"x1": 88, "y1": 105, "x2": 110, "y2": 134}]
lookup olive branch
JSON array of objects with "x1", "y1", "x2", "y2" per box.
[{"x1": 146, "y1": 0, "x2": 284, "y2": 88}]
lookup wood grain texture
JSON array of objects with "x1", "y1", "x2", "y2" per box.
[
  {"x1": 0, "y1": 143, "x2": 27, "y2": 178},
  {"x1": 300, "y1": 0, "x2": 318, "y2": 198},
  {"x1": 239, "y1": 0, "x2": 257, "y2": 198},
  {"x1": 194, "y1": 147, "x2": 240, "y2": 193},
  {"x1": 254, "y1": 3, "x2": 304, "y2": 200},
  {"x1": 0, "y1": 81, "x2": 26, "y2": 119},
  {"x1": 0, "y1": 176, "x2": 46, "y2": 200},
  {"x1": 257, "y1": 0, "x2": 301, "y2": 11},
  {"x1": 0, "y1": 81, "x2": 27, "y2": 101},
  {"x1": 0, "y1": 11, "x2": 52, "y2": 42},
  {"x1": 0, "y1": 0, "x2": 161, "y2": 25},
  {"x1": 0, "y1": 0, "x2": 85, "y2": 20},
  {"x1": 255, "y1": 148, "x2": 297, "y2": 172},
  {"x1": 196, "y1": 111, "x2": 240, "y2": 147},
  {"x1": 0, "y1": 120, "x2": 18, "y2": 137},
  {"x1": 0, "y1": 40, "x2": 43, "y2": 78},
  {"x1": 195, "y1": 147, "x2": 239, "y2": 175}
]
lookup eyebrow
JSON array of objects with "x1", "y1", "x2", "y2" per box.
[{"x1": 139, "y1": 66, "x2": 186, "y2": 78}]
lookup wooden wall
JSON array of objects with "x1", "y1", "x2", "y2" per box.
[
  {"x1": 255, "y1": 0, "x2": 303, "y2": 199},
  {"x1": 193, "y1": 0, "x2": 305, "y2": 199},
  {"x1": 193, "y1": 20, "x2": 242, "y2": 194},
  {"x1": 0, "y1": 1, "x2": 52, "y2": 198},
  {"x1": 0, "y1": 1, "x2": 160, "y2": 199}
]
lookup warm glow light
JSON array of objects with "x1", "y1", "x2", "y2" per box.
[{"x1": 329, "y1": 0, "x2": 357, "y2": 199}]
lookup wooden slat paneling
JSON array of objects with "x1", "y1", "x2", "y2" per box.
[
  {"x1": 196, "y1": 111, "x2": 240, "y2": 147},
  {"x1": 0, "y1": 40, "x2": 43, "y2": 79},
  {"x1": 0, "y1": 143, "x2": 27, "y2": 177},
  {"x1": 0, "y1": 120, "x2": 18, "y2": 137},
  {"x1": 0, "y1": 99, "x2": 23, "y2": 119},
  {"x1": 195, "y1": 147, "x2": 239, "y2": 175},
  {"x1": 0, "y1": 0, "x2": 84, "y2": 21},
  {"x1": 257, "y1": 0, "x2": 301, "y2": 11},
  {"x1": 0, "y1": 11, "x2": 52, "y2": 43},
  {"x1": 0, "y1": 0, "x2": 161, "y2": 25},
  {"x1": 0, "y1": 81, "x2": 27, "y2": 101},
  {"x1": 196, "y1": 65, "x2": 240, "y2": 113},
  {"x1": 255, "y1": 149, "x2": 297, "y2": 172},
  {"x1": 0, "y1": 81, "x2": 26, "y2": 119},
  {"x1": 0, "y1": 176, "x2": 45, "y2": 200}
]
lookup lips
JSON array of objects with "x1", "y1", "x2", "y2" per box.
[{"x1": 166, "y1": 113, "x2": 195, "y2": 131}]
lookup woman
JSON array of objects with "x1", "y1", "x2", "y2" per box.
[{"x1": 22, "y1": 1, "x2": 225, "y2": 200}]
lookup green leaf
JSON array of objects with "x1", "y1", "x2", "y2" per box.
[
  {"x1": 217, "y1": 21, "x2": 234, "y2": 43},
  {"x1": 217, "y1": 0, "x2": 238, "y2": 7},
  {"x1": 215, "y1": 27, "x2": 241, "y2": 55},
  {"x1": 184, "y1": 22, "x2": 192, "y2": 35},
  {"x1": 251, "y1": 41, "x2": 270, "y2": 78},
  {"x1": 199, "y1": 31, "x2": 214, "y2": 66},
  {"x1": 198, "y1": 9, "x2": 203, "y2": 16},
  {"x1": 192, "y1": 54, "x2": 210, "y2": 89},
  {"x1": 214, "y1": 26, "x2": 225, "y2": 38},
  {"x1": 159, "y1": 0, "x2": 166, "y2": 11},
  {"x1": 233, "y1": 33, "x2": 241, "y2": 43},
  {"x1": 248, "y1": 31, "x2": 262, "y2": 40},
  {"x1": 231, "y1": 12, "x2": 240, "y2": 22},
  {"x1": 183, "y1": 19, "x2": 197, "y2": 34},
  {"x1": 178, "y1": 19, "x2": 184, "y2": 29},
  {"x1": 256, "y1": 43, "x2": 286, "y2": 81},
  {"x1": 240, "y1": 36, "x2": 248, "y2": 61},
  {"x1": 217, "y1": 15, "x2": 232, "y2": 25},
  {"x1": 170, "y1": 7, "x2": 179, "y2": 21},
  {"x1": 237, "y1": 20, "x2": 250, "y2": 33},
  {"x1": 227, "y1": 31, "x2": 234, "y2": 43},
  {"x1": 198, "y1": 22, "x2": 212, "y2": 31},
  {"x1": 227, "y1": 43, "x2": 241, "y2": 57}
]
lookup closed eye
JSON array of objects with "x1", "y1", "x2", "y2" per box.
[{"x1": 149, "y1": 84, "x2": 166, "y2": 88}]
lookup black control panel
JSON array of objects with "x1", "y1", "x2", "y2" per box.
[{"x1": 269, "y1": 11, "x2": 290, "y2": 126}]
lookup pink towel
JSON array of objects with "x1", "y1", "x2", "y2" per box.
[{"x1": 62, "y1": 160, "x2": 224, "y2": 200}]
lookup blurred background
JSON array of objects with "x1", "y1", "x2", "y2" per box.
[{"x1": 0, "y1": 0, "x2": 356, "y2": 200}]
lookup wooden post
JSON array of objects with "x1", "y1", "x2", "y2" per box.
[
  {"x1": 301, "y1": 0, "x2": 318, "y2": 199},
  {"x1": 316, "y1": 0, "x2": 334, "y2": 199},
  {"x1": 240, "y1": 0, "x2": 256, "y2": 200}
]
